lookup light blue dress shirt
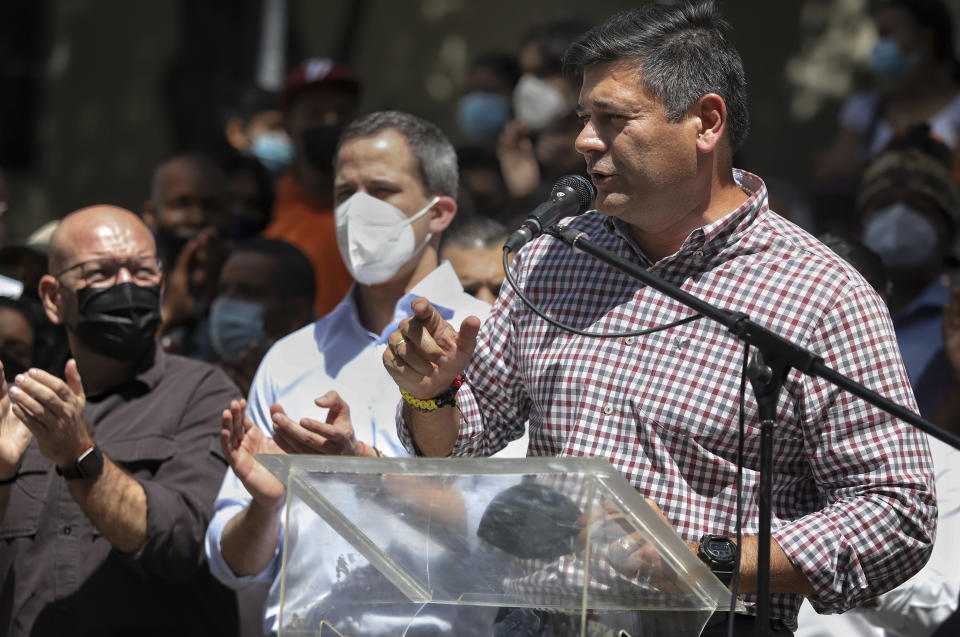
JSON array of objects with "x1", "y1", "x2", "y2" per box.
[{"x1": 204, "y1": 262, "x2": 525, "y2": 635}]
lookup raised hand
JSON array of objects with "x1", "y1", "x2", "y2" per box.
[
  {"x1": 271, "y1": 391, "x2": 372, "y2": 456},
  {"x1": 161, "y1": 228, "x2": 227, "y2": 329},
  {"x1": 9, "y1": 360, "x2": 91, "y2": 468},
  {"x1": 220, "y1": 399, "x2": 285, "y2": 507},
  {"x1": 0, "y1": 362, "x2": 32, "y2": 479},
  {"x1": 383, "y1": 297, "x2": 481, "y2": 399}
]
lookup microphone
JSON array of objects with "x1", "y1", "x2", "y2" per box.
[{"x1": 503, "y1": 174, "x2": 596, "y2": 253}]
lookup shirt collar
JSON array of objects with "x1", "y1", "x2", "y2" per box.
[
  {"x1": 602, "y1": 169, "x2": 768, "y2": 266},
  {"x1": 337, "y1": 262, "x2": 462, "y2": 346},
  {"x1": 86, "y1": 343, "x2": 164, "y2": 401}
]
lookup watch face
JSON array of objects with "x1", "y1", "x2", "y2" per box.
[{"x1": 706, "y1": 538, "x2": 735, "y2": 559}]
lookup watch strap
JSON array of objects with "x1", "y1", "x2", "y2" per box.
[
  {"x1": 56, "y1": 444, "x2": 104, "y2": 480},
  {"x1": 698, "y1": 534, "x2": 737, "y2": 586}
]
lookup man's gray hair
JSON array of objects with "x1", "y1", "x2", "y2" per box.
[
  {"x1": 563, "y1": 1, "x2": 749, "y2": 151},
  {"x1": 336, "y1": 111, "x2": 459, "y2": 197}
]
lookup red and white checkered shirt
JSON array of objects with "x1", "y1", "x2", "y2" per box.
[{"x1": 399, "y1": 171, "x2": 936, "y2": 628}]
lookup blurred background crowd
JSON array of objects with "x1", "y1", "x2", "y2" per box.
[{"x1": 3, "y1": 0, "x2": 960, "y2": 634}]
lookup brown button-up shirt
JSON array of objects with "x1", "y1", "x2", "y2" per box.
[{"x1": 0, "y1": 346, "x2": 241, "y2": 637}]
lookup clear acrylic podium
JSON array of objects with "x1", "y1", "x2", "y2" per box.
[{"x1": 259, "y1": 455, "x2": 736, "y2": 637}]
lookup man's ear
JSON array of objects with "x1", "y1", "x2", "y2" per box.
[
  {"x1": 37, "y1": 274, "x2": 65, "y2": 325},
  {"x1": 428, "y1": 196, "x2": 457, "y2": 235},
  {"x1": 693, "y1": 93, "x2": 727, "y2": 154},
  {"x1": 141, "y1": 200, "x2": 158, "y2": 232}
]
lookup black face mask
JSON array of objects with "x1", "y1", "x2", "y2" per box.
[
  {"x1": 73, "y1": 283, "x2": 161, "y2": 361},
  {"x1": 0, "y1": 346, "x2": 28, "y2": 383},
  {"x1": 303, "y1": 124, "x2": 344, "y2": 173}
]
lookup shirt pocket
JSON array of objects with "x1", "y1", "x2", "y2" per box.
[
  {"x1": 104, "y1": 435, "x2": 176, "y2": 478},
  {"x1": 0, "y1": 453, "x2": 51, "y2": 539}
]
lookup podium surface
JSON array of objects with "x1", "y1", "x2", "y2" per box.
[{"x1": 259, "y1": 455, "x2": 735, "y2": 636}]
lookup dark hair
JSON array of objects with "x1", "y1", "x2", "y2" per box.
[
  {"x1": 0, "y1": 294, "x2": 40, "y2": 355},
  {"x1": 336, "y1": 111, "x2": 458, "y2": 197},
  {"x1": 222, "y1": 87, "x2": 281, "y2": 124},
  {"x1": 469, "y1": 52, "x2": 522, "y2": 88},
  {"x1": 218, "y1": 151, "x2": 275, "y2": 219},
  {"x1": 439, "y1": 215, "x2": 508, "y2": 252},
  {"x1": 522, "y1": 19, "x2": 590, "y2": 77},
  {"x1": 818, "y1": 232, "x2": 891, "y2": 298},
  {"x1": 874, "y1": 0, "x2": 957, "y2": 65},
  {"x1": 563, "y1": 1, "x2": 750, "y2": 151},
  {"x1": 231, "y1": 238, "x2": 316, "y2": 308}
]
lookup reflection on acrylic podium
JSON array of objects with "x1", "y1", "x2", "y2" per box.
[{"x1": 258, "y1": 455, "x2": 738, "y2": 637}]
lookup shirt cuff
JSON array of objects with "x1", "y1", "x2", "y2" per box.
[{"x1": 204, "y1": 501, "x2": 282, "y2": 589}]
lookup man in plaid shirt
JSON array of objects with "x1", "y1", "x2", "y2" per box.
[{"x1": 384, "y1": 3, "x2": 936, "y2": 634}]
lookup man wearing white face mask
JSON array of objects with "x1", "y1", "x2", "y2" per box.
[
  {"x1": 205, "y1": 111, "x2": 523, "y2": 636},
  {"x1": 857, "y1": 127, "x2": 960, "y2": 419}
]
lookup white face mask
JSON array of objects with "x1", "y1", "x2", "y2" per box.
[
  {"x1": 335, "y1": 192, "x2": 439, "y2": 285},
  {"x1": 512, "y1": 73, "x2": 570, "y2": 130},
  {"x1": 862, "y1": 202, "x2": 939, "y2": 268}
]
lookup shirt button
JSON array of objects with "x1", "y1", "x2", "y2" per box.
[
  {"x1": 62, "y1": 526, "x2": 72, "y2": 535},
  {"x1": 602, "y1": 405, "x2": 613, "y2": 415},
  {"x1": 624, "y1": 336, "x2": 635, "y2": 345}
]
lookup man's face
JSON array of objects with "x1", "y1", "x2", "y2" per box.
[
  {"x1": 216, "y1": 251, "x2": 284, "y2": 338},
  {"x1": 53, "y1": 219, "x2": 160, "y2": 330},
  {"x1": 440, "y1": 242, "x2": 506, "y2": 304},
  {"x1": 575, "y1": 60, "x2": 699, "y2": 228},
  {"x1": 286, "y1": 86, "x2": 359, "y2": 160},
  {"x1": 156, "y1": 160, "x2": 228, "y2": 239},
  {"x1": 333, "y1": 129, "x2": 434, "y2": 242}
]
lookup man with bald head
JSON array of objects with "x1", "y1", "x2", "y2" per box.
[{"x1": 0, "y1": 205, "x2": 239, "y2": 636}]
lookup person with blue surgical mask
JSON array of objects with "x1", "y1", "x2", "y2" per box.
[
  {"x1": 208, "y1": 238, "x2": 315, "y2": 396},
  {"x1": 456, "y1": 53, "x2": 519, "y2": 146},
  {"x1": 817, "y1": 0, "x2": 960, "y2": 189},
  {"x1": 856, "y1": 126, "x2": 960, "y2": 419}
]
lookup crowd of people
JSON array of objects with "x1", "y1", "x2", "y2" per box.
[{"x1": 0, "y1": 1, "x2": 959, "y2": 636}]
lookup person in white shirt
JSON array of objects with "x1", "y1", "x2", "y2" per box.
[
  {"x1": 795, "y1": 435, "x2": 959, "y2": 637},
  {"x1": 204, "y1": 111, "x2": 522, "y2": 635}
]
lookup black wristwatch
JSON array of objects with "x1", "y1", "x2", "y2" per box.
[
  {"x1": 56, "y1": 444, "x2": 104, "y2": 481},
  {"x1": 698, "y1": 534, "x2": 738, "y2": 586}
]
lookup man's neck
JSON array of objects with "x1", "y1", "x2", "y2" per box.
[
  {"x1": 629, "y1": 170, "x2": 748, "y2": 262},
  {"x1": 68, "y1": 336, "x2": 144, "y2": 396},
  {"x1": 354, "y1": 248, "x2": 440, "y2": 335}
]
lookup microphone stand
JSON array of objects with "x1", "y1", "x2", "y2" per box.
[{"x1": 543, "y1": 224, "x2": 960, "y2": 637}]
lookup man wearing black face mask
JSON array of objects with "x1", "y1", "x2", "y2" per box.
[
  {"x1": 0, "y1": 205, "x2": 240, "y2": 637},
  {"x1": 262, "y1": 58, "x2": 362, "y2": 318}
]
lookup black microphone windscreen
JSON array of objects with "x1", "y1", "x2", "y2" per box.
[{"x1": 550, "y1": 174, "x2": 596, "y2": 214}]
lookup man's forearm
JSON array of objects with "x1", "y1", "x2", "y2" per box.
[
  {"x1": 220, "y1": 498, "x2": 283, "y2": 577},
  {"x1": 68, "y1": 457, "x2": 147, "y2": 552},
  {"x1": 687, "y1": 536, "x2": 815, "y2": 594},
  {"x1": 404, "y1": 403, "x2": 460, "y2": 456}
]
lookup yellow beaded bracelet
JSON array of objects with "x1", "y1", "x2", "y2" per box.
[{"x1": 400, "y1": 375, "x2": 465, "y2": 412}]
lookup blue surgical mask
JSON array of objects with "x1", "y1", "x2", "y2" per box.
[
  {"x1": 862, "y1": 202, "x2": 938, "y2": 268},
  {"x1": 870, "y1": 38, "x2": 919, "y2": 85},
  {"x1": 208, "y1": 296, "x2": 267, "y2": 362},
  {"x1": 457, "y1": 92, "x2": 510, "y2": 143},
  {"x1": 251, "y1": 131, "x2": 293, "y2": 176}
]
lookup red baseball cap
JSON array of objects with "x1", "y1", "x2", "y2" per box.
[{"x1": 281, "y1": 58, "x2": 360, "y2": 110}]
